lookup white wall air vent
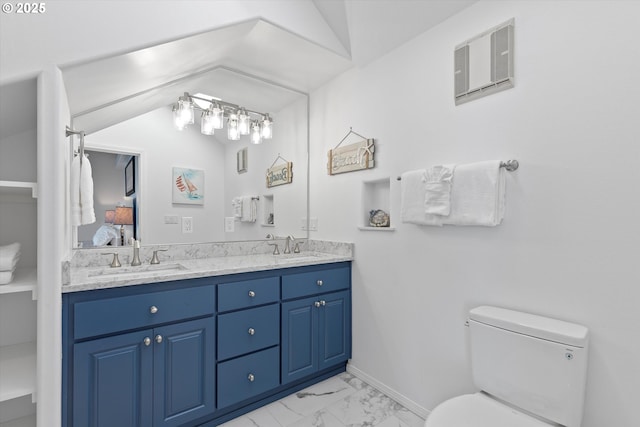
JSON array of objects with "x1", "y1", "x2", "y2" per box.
[{"x1": 454, "y1": 18, "x2": 514, "y2": 105}]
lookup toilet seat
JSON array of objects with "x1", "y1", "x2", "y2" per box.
[{"x1": 425, "y1": 393, "x2": 553, "y2": 427}]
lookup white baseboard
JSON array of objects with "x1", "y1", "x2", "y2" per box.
[{"x1": 346, "y1": 362, "x2": 431, "y2": 420}]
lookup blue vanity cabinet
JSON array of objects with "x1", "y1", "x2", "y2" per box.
[
  {"x1": 64, "y1": 262, "x2": 351, "y2": 427},
  {"x1": 64, "y1": 282, "x2": 216, "y2": 427},
  {"x1": 281, "y1": 265, "x2": 351, "y2": 384}
]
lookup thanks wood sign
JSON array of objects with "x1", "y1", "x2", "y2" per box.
[{"x1": 327, "y1": 139, "x2": 375, "y2": 175}]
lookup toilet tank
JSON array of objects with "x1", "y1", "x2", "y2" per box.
[{"x1": 468, "y1": 306, "x2": 589, "y2": 427}]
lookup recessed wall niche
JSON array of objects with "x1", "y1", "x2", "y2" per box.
[{"x1": 360, "y1": 178, "x2": 393, "y2": 231}]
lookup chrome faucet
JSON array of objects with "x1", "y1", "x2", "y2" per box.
[
  {"x1": 284, "y1": 235, "x2": 296, "y2": 254},
  {"x1": 266, "y1": 234, "x2": 280, "y2": 255},
  {"x1": 130, "y1": 239, "x2": 142, "y2": 266}
]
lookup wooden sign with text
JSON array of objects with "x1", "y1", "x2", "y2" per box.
[
  {"x1": 327, "y1": 139, "x2": 375, "y2": 175},
  {"x1": 266, "y1": 162, "x2": 293, "y2": 187}
]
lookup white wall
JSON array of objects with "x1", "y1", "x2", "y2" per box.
[
  {"x1": 309, "y1": 2, "x2": 640, "y2": 426},
  {"x1": 88, "y1": 107, "x2": 227, "y2": 244}
]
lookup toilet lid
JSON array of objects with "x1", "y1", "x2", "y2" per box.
[{"x1": 425, "y1": 393, "x2": 552, "y2": 427}]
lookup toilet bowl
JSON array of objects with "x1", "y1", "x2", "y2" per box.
[
  {"x1": 425, "y1": 393, "x2": 552, "y2": 427},
  {"x1": 424, "y1": 306, "x2": 589, "y2": 427}
]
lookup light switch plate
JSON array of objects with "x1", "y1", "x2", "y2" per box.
[
  {"x1": 225, "y1": 217, "x2": 235, "y2": 232},
  {"x1": 164, "y1": 215, "x2": 179, "y2": 224}
]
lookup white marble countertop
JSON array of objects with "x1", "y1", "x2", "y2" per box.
[{"x1": 63, "y1": 251, "x2": 352, "y2": 293}]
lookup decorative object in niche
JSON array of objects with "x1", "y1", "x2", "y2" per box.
[
  {"x1": 172, "y1": 167, "x2": 204, "y2": 205},
  {"x1": 369, "y1": 209, "x2": 390, "y2": 227},
  {"x1": 327, "y1": 128, "x2": 375, "y2": 175},
  {"x1": 266, "y1": 154, "x2": 293, "y2": 188},
  {"x1": 124, "y1": 156, "x2": 135, "y2": 196},
  {"x1": 237, "y1": 148, "x2": 248, "y2": 174},
  {"x1": 454, "y1": 18, "x2": 514, "y2": 105}
]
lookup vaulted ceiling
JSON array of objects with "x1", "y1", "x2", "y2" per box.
[{"x1": 0, "y1": 0, "x2": 476, "y2": 138}]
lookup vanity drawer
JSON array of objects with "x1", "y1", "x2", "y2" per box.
[
  {"x1": 217, "y1": 346, "x2": 280, "y2": 409},
  {"x1": 218, "y1": 304, "x2": 279, "y2": 361},
  {"x1": 282, "y1": 266, "x2": 350, "y2": 300},
  {"x1": 218, "y1": 276, "x2": 279, "y2": 312},
  {"x1": 73, "y1": 285, "x2": 215, "y2": 340}
]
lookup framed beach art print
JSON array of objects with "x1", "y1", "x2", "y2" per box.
[{"x1": 172, "y1": 167, "x2": 204, "y2": 205}]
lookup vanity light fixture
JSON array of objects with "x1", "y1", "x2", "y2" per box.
[
  {"x1": 227, "y1": 112, "x2": 240, "y2": 140},
  {"x1": 250, "y1": 120, "x2": 262, "y2": 144},
  {"x1": 261, "y1": 114, "x2": 273, "y2": 140},
  {"x1": 172, "y1": 92, "x2": 273, "y2": 141}
]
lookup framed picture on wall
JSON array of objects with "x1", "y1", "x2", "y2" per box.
[{"x1": 125, "y1": 157, "x2": 135, "y2": 196}]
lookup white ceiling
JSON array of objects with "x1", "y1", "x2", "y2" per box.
[{"x1": 0, "y1": 0, "x2": 477, "y2": 138}]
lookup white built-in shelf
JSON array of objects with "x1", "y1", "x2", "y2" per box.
[
  {"x1": 0, "y1": 269, "x2": 37, "y2": 300},
  {"x1": 0, "y1": 414, "x2": 36, "y2": 427},
  {"x1": 0, "y1": 341, "x2": 36, "y2": 404},
  {"x1": 358, "y1": 226, "x2": 396, "y2": 232},
  {"x1": 0, "y1": 181, "x2": 37, "y2": 199}
]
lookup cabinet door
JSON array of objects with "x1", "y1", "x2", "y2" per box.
[
  {"x1": 73, "y1": 330, "x2": 153, "y2": 427},
  {"x1": 318, "y1": 290, "x2": 351, "y2": 370},
  {"x1": 281, "y1": 296, "x2": 318, "y2": 384},
  {"x1": 153, "y1": 317, "x2": 216, "y2": 427}
]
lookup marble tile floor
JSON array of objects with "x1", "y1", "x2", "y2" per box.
[{"x1": 219, "y1": 372, "x2": 426, "y2": 427}]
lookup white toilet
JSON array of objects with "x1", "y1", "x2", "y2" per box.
[{"x1": 426, "y1": 306, "x2": 589, "y2": 427}]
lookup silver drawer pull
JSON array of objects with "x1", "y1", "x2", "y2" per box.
[
  {"x1": 155, "y1": 335, "x2": 163, "y2": 344},
  {"x1": 149, "y1": 306, "x2": 159, "y2": 314},
  {"x1": 248, "y1": 290, "x2": 256, "y2": 298},
  {"x1": 143, "y1": 337, "x2": 151, "y2": 346},
  {"x1": 316, "y1": 280, "x2": 323, "y2": 286},
  {"x1": 247, "y1": 373, "x2": 255, "y2": 382},
  {"x1": 314, "y1": 301, "x2": 321, "y2": 308},
  {"x1": 248, "y1": 328, "x2": 255, "y2": 335},
  {"x1": 320, "y1": 300, "x2": 326, "y2": 306}
]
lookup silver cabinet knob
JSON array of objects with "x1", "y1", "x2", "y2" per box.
[
  {"x1": 247, "y1": 373, "x2": 255, "y2": 382},
  {"x1": 248, "y1": 328, "x2": 255, "y2": 335},
  {"x1": 155, "y1": 334, "x2": 163, "y2": 344},
  {"x1": 248, "y1": 290, "x2": 256, "y2": 298},
  {"x1": 143, "y1": 337, "x2": 151, "y2": 346},
  {"x1": 314, "y1": 301, "x2": 321, "y2": 308},
  {"x1": 320, "y1": 300, "x2": 326, "y2": 306},
  {"x1": 150, "y1": 306, "x2": 158, "y2": 314},
  {"x1": 316, "y1": 280, "x2": 323, "y2": 286}
]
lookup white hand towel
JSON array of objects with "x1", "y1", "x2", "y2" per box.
[
  {"x1": 0, "y1": 270, "x2": 14, "y2": 285},
  {"x1": 424, "y1": 164, "x2": 456, "y2": 216},
  {"x1": 240, "y1": 196, "x2": 257, "y2": 223},
  {"x1": 71, "y1": 154, "x2": 96, "y2": 226},
  {"x1": 231, "y1": 197, "x2": 242, "y2": 218},
  {"x1": 0, "y1": 242, "x2": 21, "y2": 271},
  {"x1": 400, "y1": 169, "x2": 443, "y2": 226},
  {"x1": 443, "y1": 160, "x2": 505, "y2": 226}
]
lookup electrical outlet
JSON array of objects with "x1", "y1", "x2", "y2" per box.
[
  {"x1": 182, "y1": 217, "x2": 193, "y2": 233},
  {"x1": 224, "y1": 217, "x2": 235, "y2": 233},
  {"x1": 164, "y1": 215, "x2": 179, "y2": 224}
]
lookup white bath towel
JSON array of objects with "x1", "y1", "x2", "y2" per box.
[
  {"x1": 71, "y1": 154, "x2": 96, "y2": 226},
  {"x1": 443, "y1": 160, "x2": 505, "y2": 226},
  {"x1": 240, "y1": 196, "x2": 257, "y2": 223},
  {"x1": 231, "y1": 197, "x2": 243, "y2": 218},
  {"x1": 0, "y1": 242, "x2": 21, "y2": 271},
  {"x1": 400, "y1": 169, "x2": 443, "y2": 226},
  {"x1": 424, "y1": 164, "x2": 456, "y2": 216},
  {"x1": 0, "y1": 270, "x2": 14, "y2": 285}
]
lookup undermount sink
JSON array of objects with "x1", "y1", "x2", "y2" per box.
[
  {"x1": 88, "y1": 263, "x2": 187, "y2": 278},
  {"x1": 276, "y1": 253, "x2": 322, "y2": 262}
]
